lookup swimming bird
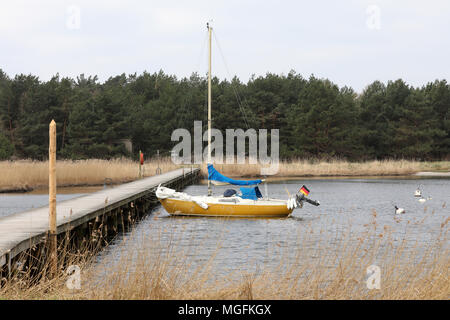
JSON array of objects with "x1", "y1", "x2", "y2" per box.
[
  {"x1": 394, "y1": 206, "x2": 405, "y2": 214},
  {"x1": 418, "y1": 196, "x2": 432, "y2": 203},
  {"x1": 414, "y1": 188, "x2": 421, "y2": 197}
]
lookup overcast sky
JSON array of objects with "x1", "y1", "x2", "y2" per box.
[{"x1": 1, "y1": 0, "x2": 449, "y2": 92}]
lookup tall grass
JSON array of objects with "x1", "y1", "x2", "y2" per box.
[
  {"x1": 0, "y1": 158, "x2": 179, "y2": 191},
  {"x1": 206, "y1": 159, "x2": 450, "y2": 178},
  {"x1": 1, "y1": 158, "x2": 449, "y2": 191},
  {"x1": 1, "y1": 214, "x2": 448, "y2": 300}
]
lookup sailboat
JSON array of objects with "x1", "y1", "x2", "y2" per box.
[{"x1": 156, "y1": 23, "x2": 320, "y2": 217}]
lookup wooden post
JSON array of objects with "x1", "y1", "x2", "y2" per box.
[
  {"x1": 48, "y1": 120, "x2": 57, "y2": 277},
  {"x1": 156, "y1": 149, "x2": 161, "y2": 175},
  {"x1": 139, "y1": 150, "x2": 142, "y2": 179}
]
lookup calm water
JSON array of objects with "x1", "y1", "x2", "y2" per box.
[
  {"x1": 0, "y1": 193, "x2": 86, "y2": 218},
  {"x1": 93, "y1": 178, "x2": 449, "y2": 278},
  {"x1": 1, "y1": 179, "x2": 448, "y2": 278},
  {"x1": 0, "y1": 186, "x2": 104, "y2": 218}
]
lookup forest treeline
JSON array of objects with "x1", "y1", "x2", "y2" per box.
[{"x1": 0, "y1": 69, "x2": 448, "y2": 161}]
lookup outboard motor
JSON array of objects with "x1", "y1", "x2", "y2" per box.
[
  {"x1": 295, "y1": 185, "x2": 320, "y2": 207},
  {"x1": 287, "y1": 185, "x2": 321, "y2": 210},
  {"x1": 296, "y1": 193, "x2": 320, "y2": 207}
]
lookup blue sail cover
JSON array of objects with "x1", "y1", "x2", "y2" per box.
[
  {"x1": 239, "y1": 187, "x2": 263, "y2": 200},
  {"x1": 207, "y1": 164, "x2": 262, "y2": 186}
]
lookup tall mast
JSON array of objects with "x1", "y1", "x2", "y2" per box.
[{"x1": 207, "y1": 23, "x2": 212, "y2": 196}]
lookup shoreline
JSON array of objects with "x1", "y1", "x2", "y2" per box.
[
  {"x1": 230, "y1": 171, "x2": 450, "y2": 179},
  {"x1": 0, "y1": 181, "x2": 129, "y2": 194},
  {"x1": 414, "y1": 171, "x2": 450, "y2": 177},
  {"x1": 1, "y1": 159, "x2": 449, "y2": 194},
  {"x1": 1, "y1": 171, "x2": 449, "y2": 194}
]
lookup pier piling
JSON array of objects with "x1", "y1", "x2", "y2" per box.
[{"x1": 0, "y1": 167, "x2": 200, "y2": 279}]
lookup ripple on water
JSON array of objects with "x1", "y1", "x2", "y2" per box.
[{"x1": 2, "y1": 178, "x2": 448, "y2": 279}]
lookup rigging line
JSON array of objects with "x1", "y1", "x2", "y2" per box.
[
  {"x1": 213, "y1": 30, "x2": 250, "y2": 129},
  {"x1": 197, "y1": 29, "x2": 209, "y2": 136},
  {"x1": 212, "y1": 29, "x2": 251, "y2": 129},
  {"x1": 196, "y1": 31, "x2": 209, "y2": 74},
  {"x1": 178, "y1": 30, "x2": 209, "y2": 128}
]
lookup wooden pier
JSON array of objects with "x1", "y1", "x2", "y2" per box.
[{"x1": 0, "y1": 167, "x2": 200, "y2": 275}]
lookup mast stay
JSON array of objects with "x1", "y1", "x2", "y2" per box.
[{"x1": 207, "y1": 22, "x2": 212, "y2": 196}]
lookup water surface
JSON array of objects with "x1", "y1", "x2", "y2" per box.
[
  {"x1": 0, "y1": 186, "x2": 103, "y2": 218},
  {"x1": 94, "y1": 178, "x2": 449, "y2": 277}
]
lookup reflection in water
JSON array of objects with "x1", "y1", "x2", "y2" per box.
[
  {"x1": 0, "y1": 193, "x2": 87, "y2": 218},
  {"x1": 93, "y1": 178, "x2": 449, "y2": 279},
  {"x1": 0, "y1": 186, "x2": 105, "y2": 218},
  {"x1": 1, "y1": 178, "x2": 447, "y2": 282}
]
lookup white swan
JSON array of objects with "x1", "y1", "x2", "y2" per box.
[
  {"x1": 395, "y1": 206, "x2": 405, "y2": 214},
  {"x1": 418, "y1": 196, "x2": 432, "y2": 203}
]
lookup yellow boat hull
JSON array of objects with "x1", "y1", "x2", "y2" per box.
[{"x1": 159, "y1": 198, "x2": 293, "y2": 218}]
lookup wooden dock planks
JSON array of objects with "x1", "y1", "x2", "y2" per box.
[{"x1": 0, "y1": 167, "x2": 199, "y2": 268}]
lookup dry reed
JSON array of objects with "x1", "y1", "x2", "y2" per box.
[
  {"x1": 1, "y1": 214, "x2": 448, "y2": 300},
  {"x1": 0, "y1": 158, "x2": 179, "y2": 191},
  {"x1": 1, "y1": 158, "x2": 448, "y2": 192},
  {"x1": 206, "y1": 159, "x2": 450, "y2": 178}
]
